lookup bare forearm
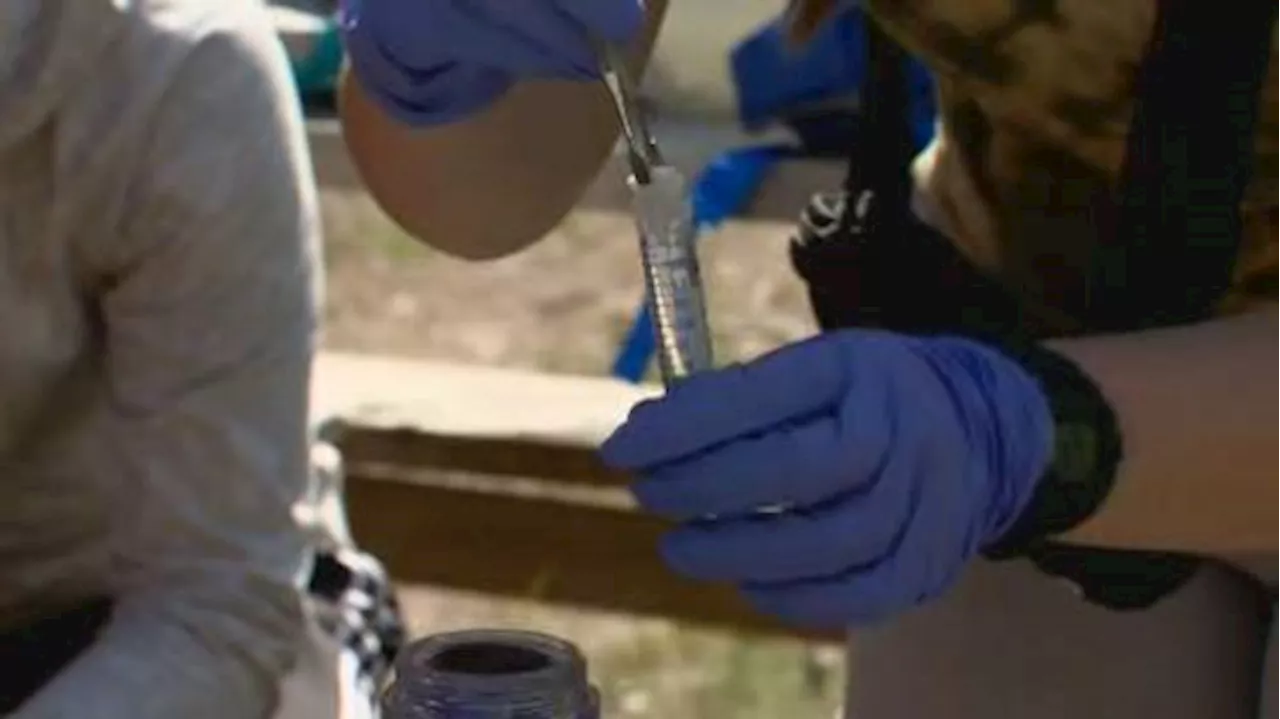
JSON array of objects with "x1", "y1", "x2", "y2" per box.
[
  {"x1": 339, "y1": 1, "x2": 667, "y2": 260},
  {"x1": 340, "y1": 75, "x2": 619, "y2": 259},
  {"x1": 1049, "y1": 304, "x2": 1278, "y2": 558}
]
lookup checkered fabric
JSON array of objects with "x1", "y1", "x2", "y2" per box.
[{"x1": 305, "y1": 545, "x2": 407, "y2": 702}]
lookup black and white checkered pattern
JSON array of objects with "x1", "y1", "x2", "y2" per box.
[{"x1": 306, "y1": 545, "x2": 407, "y2": 700}]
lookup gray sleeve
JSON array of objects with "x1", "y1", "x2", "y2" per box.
[{"x1": 15, "y1": 9, "x2": 323, "y2": 719}]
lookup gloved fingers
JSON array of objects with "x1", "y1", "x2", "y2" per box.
[
  {"x1": 364, "y1": 2, "x2": 522, "y2": 71},
  {"x1": 355, "y1": 0, "x2": 457, "y2": 68},
  {"x1": 602, "y1": 335, "x2": 852, "y2": 468},
  {"x1": 630, "y1": 403, "x2": 892, "y2": 521},
  {"x1": 740, "y1": 497, "x2": 972, "y2": 629},
  {"x1": 551, "y1": 0, "x2": 647, "y2": 43},
  {"x1": 457, "y1": 0, "x2": 598, "y2": 77},
  {"x1": 656, "y1": 475, "x2": 912, "y2": 583},
  {"x1": 347, "y1": 12, "x2": 514, "y2": 118},
  {"x1": 741, "y1": 555, "x2": 911, "y2": 628}
]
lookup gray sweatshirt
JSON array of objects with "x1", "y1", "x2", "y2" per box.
[{"x1": 0, "y1": 1, "x2": 321, "y2": 716}]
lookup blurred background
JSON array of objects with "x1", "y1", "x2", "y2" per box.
[
  {"x1": 272, "y1": 2, "x2": 845, "y2": 717},
  {"x1": 270, "y1": 0, "x2": 805, "y2": 118}
]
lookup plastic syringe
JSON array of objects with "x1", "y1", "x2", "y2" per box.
[{"x1": 597, "y1": 44, "x2": 715, "y2": 387}]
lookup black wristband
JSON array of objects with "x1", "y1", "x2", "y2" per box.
[{"x1": 981, "y1": 338, "x2": 1123, "y2": 559}]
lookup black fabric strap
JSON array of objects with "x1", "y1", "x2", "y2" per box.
[
  {"x1": 1000, "y1": 0, "x2": 1275, "y2": 568},
  {"x1": 840, "y1": 20, "x2": 915, "y2": 225},
  {"x1": 980, "y1": 337, "x2": 1123, "y2": 559},
  {"x1": 1089, "y1": 0, "x2": 1277, "y2": 329}
]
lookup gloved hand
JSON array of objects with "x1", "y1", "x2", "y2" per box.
[
  {"x1": 600, "y1": 330, "x2": 1056, "y2": 627},
  {"x1": 341, "y1": 0, "x2": 645, "y2": 126}
]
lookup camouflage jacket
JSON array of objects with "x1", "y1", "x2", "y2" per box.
[{"x1": 792, "y1": 0, "x2": 1278, "y2": 326}]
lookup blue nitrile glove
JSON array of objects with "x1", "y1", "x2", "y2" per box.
[
  {"x1": 600, "y1": 330, "x2": 1056, "y2": 627},
  {"x1": 341, "y1": 0, "x2": 645, "y2": 126}
]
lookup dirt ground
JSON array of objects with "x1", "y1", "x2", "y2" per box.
[{"x1": 317, "y1": 173, "x2": 845, "y2": 716}]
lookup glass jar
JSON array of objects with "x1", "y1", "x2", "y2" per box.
[{"x1": 383, "y1": 629, "x2": 600, "y2": 719}]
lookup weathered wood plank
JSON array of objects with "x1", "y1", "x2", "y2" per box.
[
  {"x1": 337, "y1": 426, "x2": 633, "y2": 488},
  {"x1": 314, "y1": 353, "x2": 638, "y2": 487},
  {"x1": 308, "y1": 118, "x2": 365, "y2": 191},
  {"x1": 312, "y1": 352, "x2": 659, "y2": 450},
  {"x1": 344, "y1": 475, "x2": 841, "y2": 643}
]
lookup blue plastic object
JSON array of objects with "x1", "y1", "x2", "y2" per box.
[
  {"x1": 732, "y1": 8, "x2": 867, "y2": 134},
  {"x1": 609, "y1": 5, "x2": 938, "y2": 382},
  {"x1": 731, "y1": 7, "x2": 937, "y2": 152}
]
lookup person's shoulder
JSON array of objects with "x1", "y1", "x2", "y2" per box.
[
  {"x1": 127, "y1": 0, "x2": 281, "y2": 50},
  {"x1": 119, "y1": 0, "x2": 292, "y2": 98},
  {"x1": 105, "y1": 1, "x2": 315, "y2": 262},
  {"x1": 51, "y1": 0, "x2": 297, "y2": 149}
]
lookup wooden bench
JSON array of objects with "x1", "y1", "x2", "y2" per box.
[{"x1": 312, "y1": 352, "x2": 841, "y2": 643}]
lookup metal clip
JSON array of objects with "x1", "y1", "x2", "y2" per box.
[{"x1": 597, "y1": 42, "x2": 662, "y2": 184}]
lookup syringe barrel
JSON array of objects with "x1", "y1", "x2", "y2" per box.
[{"x1": 629, "y1": 166, "x2": 715, "y2": 385}]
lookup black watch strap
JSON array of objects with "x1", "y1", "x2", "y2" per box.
[
  {"x1": 982, "y1": 339, "x2": 1122, "y2": 559},
  {"x1": 980, "y1": 338, "x2": 1200, "y2": 609}
]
